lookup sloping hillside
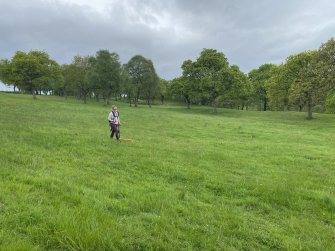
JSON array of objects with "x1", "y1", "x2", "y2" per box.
[{"x1": 0, "y1": 93, "x2": 334, "y2": 250}]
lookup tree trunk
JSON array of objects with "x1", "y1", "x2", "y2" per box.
[
  {"x1": 32, "y1": 90, "x2": 36, "y2": 99},
  {"x1": 212, "y1": 102, "x2": 217, "y2": 113},
  {"x1": 185, "y1": 96, "x2": 190, "y2": 109},
  {"x1": 128, "y1": 93, "x2": 132, "y2": 107},
  {"x1": 134, "y1": 89, "x2": 140, "y2": 107},
  {"x1": 284, "y1": 104, "x2": 288, "y2": 111},
  {"x1": 104, "y1": 96, "x2": 109, "y2": 106},
  {"x1": 307, "y1": 94, "x2": 313, "y2": 120},
  {"x1": 284, "y1": 95, "x2": 289, "y2": 111},
  {"x1": 263, "y1": 99, "x2": 267, "y2": 111}
]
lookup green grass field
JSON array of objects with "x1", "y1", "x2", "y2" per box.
[{"x1": 0, "y1": 93, "x2": 334, "y2": 250}]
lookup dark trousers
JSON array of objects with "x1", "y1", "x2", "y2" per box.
[{"x1": 110, "y1": 123, "x2": 120, "y2": 140}]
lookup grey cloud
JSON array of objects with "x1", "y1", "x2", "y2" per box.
[{"x1": 1, "y1": 0, "x2": 335, "y2": 80}]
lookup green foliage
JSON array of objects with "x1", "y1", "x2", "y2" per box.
[
  {"x1": 0, "y1": 59, "x2": 13, "y2": 86},
  {"x1": 2, "y1": 37, "x2": 335, "y2": 116},
  {"x1": 90, "y1": 50, "x2": 121, "y2": 105},
  {"x1": 69, "y1": 55, "x2": 93, "y2": 103},
  {"x1": 173, "y1": 56, "x2": 251, "y2": 111},
  {"x1": 325, "y1": 93, "x2": 335, "y2": 113},
  {"x1": 248, "y1": 64, "x2": 276, "y2": 111},
  {"x1": 195, "y1": 49, "x2": 230, "y2": 112},
  {"x1": 9, "y1": 51, "x2": 62, "y2": 98},
  {"x1": 288, "y1": 51, "x2": 324, "y2": 119},
  {"x1": 220, "y1": 65, "x2": 251, "y2": 109},
  {"x1": 168, "y1": 76, "x2": 196, "y2": 108},
  {"x1": 120, "y1": 65, "x2": 134, "y2": 106},
  {"x1": 126, "y1": 55, "x2": 159, "y2": 107},
  {"x1": 318, "y1": 38, "x2": 335, "y2": 93},
  {"x1": 141, "y1": 60, "x2": 159, "y2": 107},
  {"x1": 61, "y1": 63, "x2": 77, "y2": 97},
  {"x1": 265, "y1": 38, "x2": 335, "y2": 116},
  {"x1": 266, "y1": 64, "x2": 290, "y2": 111},
  {"x1": 1, "y1": 93, "x2": 335, "y2": 250},
  {"x1": 157, "y1": 78, "x2": 168, "y2": 104}
]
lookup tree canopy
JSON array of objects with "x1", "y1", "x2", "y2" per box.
[
  {"x1": 125, "y1": 55, "x2": 159, "y2": 107},
  {"x1": 0, "y1": 51, "x2": 62, "y2": 98},
  {"x1": 1, "y1": 37, "x2": 335, "y2": 117}
]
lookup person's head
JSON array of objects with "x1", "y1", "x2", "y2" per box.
[{"x1": 112, "y1": 105, "x2": 117, "y2": 111}]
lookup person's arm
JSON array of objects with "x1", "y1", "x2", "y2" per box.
[{"x1": 108, "y1": 112, "x2": 114, "y2": 122}]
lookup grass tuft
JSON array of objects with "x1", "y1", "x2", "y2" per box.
[{"x1": 1, "y1": 93, "x2": 335, "y2": 250}]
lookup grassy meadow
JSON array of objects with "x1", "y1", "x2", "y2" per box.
[{"x1": 0, "y1": 92, "x2": 334, "y2": 250}]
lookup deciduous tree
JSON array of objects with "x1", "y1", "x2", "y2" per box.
[
  {"x1": 70, "y1": 56, "x2": 92, "y2": 103},
  {"x1": 249, "y1": 64, "x2": 276, "y2": 111},
  {"x1": 90, "y1": 50, "x2": 121, "y2": 105},
  {"x1": 289, "y1": 51, "x2": 322, "y2": 119},
  {"x1": 126, "y1": 55, "x2": 159, "y2": 107},
  {"x1": 7, "y1": 51, "x2": 61, "y2": 98}
]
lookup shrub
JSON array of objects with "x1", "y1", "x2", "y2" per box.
[
  {"x1": 325, "y1": 93, "x2": 335, "y2": 114},
  {"x1": 312, "y1": 104, "x2": 325, "y2": 113}
]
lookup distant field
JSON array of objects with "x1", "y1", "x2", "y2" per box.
[{"x1": 0, "y1": 93, "x2": 334, "y2": 250}]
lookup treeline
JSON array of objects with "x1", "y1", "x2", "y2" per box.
[
  {"x1": 170, "y1": 38, "x2": 335, "y2": 119},
  {"x1": 0, "y1": 38, "x2": 334, "y2": 119},
  {"x1": 0, "y1": 50, "x2": 163, "y2": 107}
]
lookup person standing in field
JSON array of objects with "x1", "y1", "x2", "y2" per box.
[{"x1": 108, "y1": 105, "x2": 121, "y2": 141}]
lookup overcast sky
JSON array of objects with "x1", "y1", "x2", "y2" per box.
[{"x1": 1, "y1": 0, "x2": 335, "y2": 80}]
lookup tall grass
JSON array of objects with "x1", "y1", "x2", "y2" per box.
[{"x1": 0, "y1": 93, "x2": 334, "y2": 250}]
